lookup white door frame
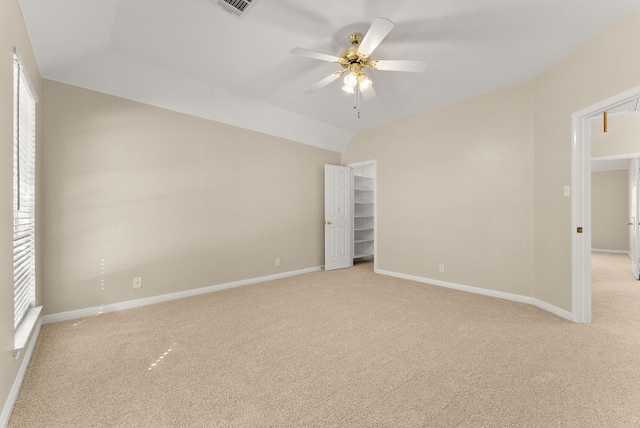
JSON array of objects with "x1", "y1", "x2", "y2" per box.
[
  {"x1": 572, "y1": 84, "x2": 640, "y2": 324},
  {"x1": 631, "y1": 158, "x2": 640, "y2": 280}
]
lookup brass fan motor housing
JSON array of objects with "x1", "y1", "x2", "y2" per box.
[{"x1": 339, "y1": 32, "x2": 371, "y2": 72}]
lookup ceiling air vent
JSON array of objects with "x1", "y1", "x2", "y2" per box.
[{"x1": 216, "y1": 0, "x2": 258, "y2": 19}]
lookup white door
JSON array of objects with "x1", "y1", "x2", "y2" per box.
[
  {"x1": 324, "y1": 165, "x2": 352, "y2": 271},
  {"x1": 631, "y1": 158, "x2": 640, "y2": 279}
]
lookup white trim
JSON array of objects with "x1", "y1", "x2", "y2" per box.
[
  {"x1": 592, "y1": 153, "x2": 640, "y2": 161},
  {"x1": 572, "y1": 84, "x2": 640, "y2": 324},
  {"x1": 13, "y1": 306, "x2": 42, "y2": 356},
  {"x1": 591, "y1": 249, "x2": 630, "y2": 255},
  {"x1": 571, "y1": 108, "x2": 591, "y2": 324},
  {"x1": 532, "y1": 298, "x2": 574, "y2": 322},
  {"x1": 375, "y1": 269, "x2": 574, "y2": 322},
  {"x1": 12, "y1": 48, "x2": 38, "y2": 102},
  {"x1": 376, "y1": 269, "x2": 532, "y2": 303},
  {"x1": 1, "y1": 317, "x2": 42, "y2": 428},
  {"x1": 42, "y1": 266, "x2": 322, "y2": 324}
]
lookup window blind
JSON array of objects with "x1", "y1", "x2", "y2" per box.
[{"x1": 13, "y1": 52, "x2": 37, "y2": 330}]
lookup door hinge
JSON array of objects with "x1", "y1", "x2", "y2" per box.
[{"x1": 577, "y1": 227, "x2": 583, "y2": 233}]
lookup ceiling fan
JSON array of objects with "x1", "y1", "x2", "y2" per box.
[{"x1": 290, "y1": 17, "x2": 428, "y2": 101}]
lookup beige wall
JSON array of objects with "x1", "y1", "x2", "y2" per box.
[
  {"x1": 343, "y1": 82, "x2": 536, "y2": 297},
  {"x1": 1, "y1": 0, "x2": 42, "y2": 419},
  {"x1": 591, "y1": 170, "x2": 629, "y2": 251},
  {"x1": 41, "y1": 80, "x2": 340, "y2": 315},
  {"x1": 533, "y1": 9, "x2": 640, "y2": 310},
  {"x1": 344, "y1": 9, "x2": 640, "y2": 312},
  {"x1": 592, "y1": 114, "x2": 640, "y2": 158}
]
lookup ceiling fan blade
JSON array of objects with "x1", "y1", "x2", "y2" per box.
[
  {"x1": 358, "y1": 17, "x2": 395, "y2": 56},
  {"x1": 290, "y1": 47, "x2": 340, "y2": 63},
  {"x1": 304, "y1": 71, "x2": 344, "y2": 94},
  {"x1": 361, "y1": 86, "x2": 376, "y2": 101},
  {"x1": 371, "y1": 59, "x2": 428, "y2": 72}
]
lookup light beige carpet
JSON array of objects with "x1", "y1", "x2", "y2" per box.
[{"x1": 8, "y1": 255, "x2": 640, "y2": 427}]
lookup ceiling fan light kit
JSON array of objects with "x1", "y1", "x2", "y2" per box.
[
  {"x1": 357, "y1": 73, "x2": 372, "y2": 91},
  {"x1": 291, "y1": 17, "x2": 428, "y2": 116},
  {"x1": 342, "y1": 72, "x2": 372, "y2": 94},
  {"x1": 343, "y1": 70, "x2": 359, "y2": 88},
  {"x1": 341, "y1": 85, "x2": 355, "y2": 94}
]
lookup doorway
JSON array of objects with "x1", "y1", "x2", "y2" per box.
[
  {"x1": 572, "y1": 85, "x2": 640, "y2": 323},
  {"x1": 591, "y1": 156, "x2": 631, "y2": 259},
  {"x1": 324, "y1": 161, "x2": 377, "y2": 272}
]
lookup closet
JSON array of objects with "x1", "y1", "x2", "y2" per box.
[{"x1": 349, "y1": 161, "x2": 376, "y2": 262}]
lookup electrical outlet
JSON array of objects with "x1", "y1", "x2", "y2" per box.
[
  {"x1": 133, "y1": 277, "x2": 143, "y2": 289},
  {"x1": 439, "y1": 264, "x2": 445, "y2": 273},
  {"x1": 275, "y1": 258, "x2": 280, "y2": 267}
]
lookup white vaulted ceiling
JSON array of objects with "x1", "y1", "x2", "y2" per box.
[{"x1": 18, "y1": 0, "x2": 640, "y2": 152}]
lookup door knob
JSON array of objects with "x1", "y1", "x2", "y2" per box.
[
  {"x1": 628, "y1": 222, "x2": 634, "y2": 226},
  {"x1": 325, "y1": 220, "x2": 332, "y2": 225}
]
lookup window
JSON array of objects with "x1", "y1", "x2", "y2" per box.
[{"x1": 13, "y1": 50, "x2": 37, "y2": 333}]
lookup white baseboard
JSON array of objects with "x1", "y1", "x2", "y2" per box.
[
  {"x1": 532, "y1": 298, "x2": 574, "y2": 322},
  {"x1": 591, "y1": 249, "x2": 630, "y2": 255},
  {"x1": 375, "y1": 269, "x2": 574, "y2": 323},
  {"x1": 375, "y1": 269, "x2": 533, "y2": 304},
  {"x1": 42, "y1": 266, "x2": 323, "y2": 324},
  {"x1": 1, "y1": 318, "x2": 42, "y2": 428},
  {"x1": 591, "y1": 249, "x2": 632, "y2": 259}
]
